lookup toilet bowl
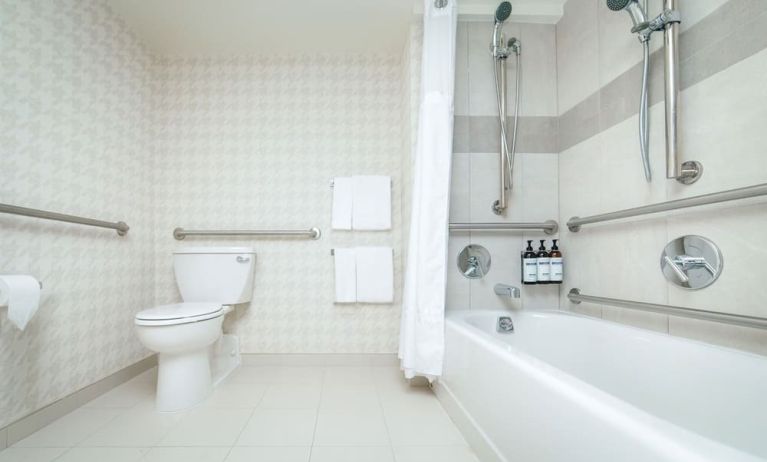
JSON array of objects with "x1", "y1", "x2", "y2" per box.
[
  {"x1": 134, "y1": 247, "x2": 256, "y2": 412},
  {"x1": 135, "y1": 303, "x2": 226, "y2": 411}
]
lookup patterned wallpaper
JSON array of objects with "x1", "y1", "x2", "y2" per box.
[
  {"x1": 1, "y1": 0, "x2": 154, "y2": 429},
  {"x1": 150, "y1": 52, "x2": 410, "y2": 353}
]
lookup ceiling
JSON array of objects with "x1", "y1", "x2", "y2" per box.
[{"x1": 109, "y1": 0, "x2": 566, "y2": 57}]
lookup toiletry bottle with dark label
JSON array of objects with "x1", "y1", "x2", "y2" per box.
[
  {"x1": 521, "y1": 240, "x2": 538, "y2": 284},
  {"x1": 536, "y1": 240, "x2": 551, "y2": 284},
  {"x1": 549, "y1": 239, "x2": 563, "y2": 284}
]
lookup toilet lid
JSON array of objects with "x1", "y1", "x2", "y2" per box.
[{"x1": 135, "y1": 303, "x2": 224, "y2": 326}]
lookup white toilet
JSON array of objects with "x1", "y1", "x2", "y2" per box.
[{"x1": 135, "y1": 247, "x2": 256, "y2": 412}]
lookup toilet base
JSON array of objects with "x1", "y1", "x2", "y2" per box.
[{"x1": 156, "y1": 349, "x2": 212, "y2": 412}]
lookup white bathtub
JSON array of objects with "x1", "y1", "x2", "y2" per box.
[{"x1": 434, "y1": 310, "x2": 767, "y2": 462}]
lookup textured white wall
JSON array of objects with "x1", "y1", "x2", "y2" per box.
[
  {"x1": 0, "y1": 0, "x2": 154, "y2": 429},
  {"x1": 150, "y1": 52, "x2": 410, "y2": 353}
]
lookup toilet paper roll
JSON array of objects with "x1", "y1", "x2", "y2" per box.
[{"x1": 0, "y1": 275, "x2": 41, "y2": 331}]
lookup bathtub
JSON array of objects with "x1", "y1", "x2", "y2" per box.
[{"x1": 434, "y1": 310, "x2": 767, "y2": 462}]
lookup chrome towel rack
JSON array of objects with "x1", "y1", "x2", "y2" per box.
[
  {"x1": 449, "y1": 220, "x2": 558, "y2": 235},
  {"x1": 568, "y1": 183, "x2": 767, "y2": 232},
  {"x1": 0, "y1": 203, "x2": 129, "y2": 236},
  {"x1": 568, "y1": 288, "x2": 767, "y2": 330},
  {"x1": 173, "y1": 227, "x2": 321, "y2": 240}
]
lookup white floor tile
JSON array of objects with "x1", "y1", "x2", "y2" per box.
[
  {"x1": 235, "y1": 409, "x2": 317, "y2": 446},
  {"x1": 141, "y1": 446, "x2": 230, "y2": 462},
  {"x1": 55, "y1": 447, "x2": 148, "y2": 462},
  {"x1": 393, "y1": 445, "x2": 479, "y2": 462},
  {"x1": 201, "y1": 382, "x2": 267, "y2": 409},
  {"x1": 259, "y1": 384, "x2": 321, "y2": 410},
  {"x1": 81, "y1": 410, "x2": 184, "y2": 447},
  {"x1": 228, "y1": 367, "x2": 324, "y2": 385},
  {"x1": 158, "y1": 409, "x2": 252, "y2": 447},
  {"x1": 319, "y1": 385, "x2": 380, "y2": 412},
  {"x1": 313, "y1": 410, "x2": 390, "y2": 446},
  {"x1": 309, "y1": 446, "x2": 394, "y2": 462},
  {"x1": 322, "y1": 367, "x2": 375, "y2": 387},
  {"x1": 378, "y1": 387, "x2": 444, "y2": 416},
  {"x1": 225, "y1": 447, "x2": 311, "y2": 462},
  {"x1": 0, "y1": 447, "x2": 67, "y2": 462},
  {"x1": 384, "y1": 410, "x2": 466, "y2": 446},
  {"x1": 13, "y1": 409, "x2": 120, "y2": 447}
]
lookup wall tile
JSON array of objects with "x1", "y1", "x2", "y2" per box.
[
  {"x1": 668, "y1": 316, "x2": 767, "y2": 356},
  {"x1": 518, "y1": 24, "x2": 558, "y2": 117},
  {"x1": 556, "y1": 0, "x2": 600, "y2": 114},
  {"x1": 450, "y1": 153, "x2": 471, "y2": 222},
  {"x1": 468, "y1": 152, "x2": 524, "y2": 223},
  {"x1": 455, "y1": 22, "x2": 470, "y2": 117},
  {"x1": 446, "y1": 233, "x2": 472, "y2": 312}
]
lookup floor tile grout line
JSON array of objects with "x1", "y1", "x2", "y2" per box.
[
  {"x1": 223, "y1": 406, "x2": 259, "y2": 461},
  {"x1": 373, "y1": 369, "x2": 397, "y2": 460},
  {"x1": 306, "y1": 367, "x2": 328, "y2": 460}
]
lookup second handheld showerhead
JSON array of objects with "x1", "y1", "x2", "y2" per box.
[{"x1": 606, "y1": 0, "x2": 648, "y2": 33}]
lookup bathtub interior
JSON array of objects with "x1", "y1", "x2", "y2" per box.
[{"x1": 453, "y1": 310, "x2": 767, "y2": 459}]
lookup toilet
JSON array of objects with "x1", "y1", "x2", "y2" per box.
[{"x1": 135, "y1": 247, "x2": 256, "y2": 412}]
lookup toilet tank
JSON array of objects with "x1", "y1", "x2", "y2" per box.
[{"x1": 173, "y1": 247, "x2": 256, "y2": 304}]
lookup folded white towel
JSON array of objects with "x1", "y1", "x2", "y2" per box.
[
  {"x1": 352, "y1": 175, "x2": 391, "y2": 231},
  {"x1": 332, "y1": 177, "x2": 353, "y2": 230},
  {"x1": 334, "y1": 248, "x2": 357, "y2": 303},
  {"x1": 355, "y1": 247, "x2": 394, "y2": 304}
]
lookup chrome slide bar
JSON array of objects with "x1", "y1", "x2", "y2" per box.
[
  {"x1": 0, "y1": 203, "x2": 129, "y2": 236},
  {"x1": 567, "y1": 183, "x2": 767, "y2": 232},
  {"x1": 173, "y1": 227, "x2": 321, "y2": 240},
  {"x1": 663, "y1": 0, "x2": 702, "y2": 184},
  {"x1": 450, "y1": 220, "x2": 558, "y2": 235},
  {"x1": 568, "y1": 288, "x2": 767, "y2": 330}
]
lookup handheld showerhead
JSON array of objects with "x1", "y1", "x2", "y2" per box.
[
  {"x1": 493, "y1": 2, "x2": 512, "y2": 48},
  {"x1": 495, "y1": 1, "x2": 512, "y2": 23},
  {"x1": 606, "y1": 0, "x2": 648, "y2": 32}
]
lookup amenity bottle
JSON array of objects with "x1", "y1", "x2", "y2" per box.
[
  {"x1": 549, "y1": 239, "x2": 563, "y2": 284},
  {"x1": 536, "y1": 240, "x2": 551, "y2": 284},
  {"x1": 521, "y1": 240, "x2": 538, "y2": 285}
]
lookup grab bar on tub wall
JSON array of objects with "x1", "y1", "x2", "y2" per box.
[
  {"x1": 173, "y1": 227, "x2": 321, "y2": 240},
  {"x1": 567, "y1": 183, "x2": 767, "y2": 232},
  {"x1": 449, "y1": 220, "x2": 558, "y2": 235},
  {"x1": 0, "y1": 203, "x2": 129, "y2": 236},
  {"x1": 568, "y1": 288, "x2": 767, "y2": 330}
]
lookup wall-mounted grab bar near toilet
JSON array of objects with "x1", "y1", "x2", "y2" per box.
[
  {"x1": 0, "y1": 203, "x2": 129, "y2": 236},
  {"x1": 173, "y1": 227, "x2": 321, "y2": 240}
]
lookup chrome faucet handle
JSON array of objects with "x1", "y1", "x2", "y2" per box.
[
  {"x1": 464, "y1": 256, "x2": 484, "y2": 278},
  {"x1": 674, "y1": 255, "x2": 716, "y2": 275},
  {"x1": 663, "y1": 255, "x2": 690, "y2": 283}
]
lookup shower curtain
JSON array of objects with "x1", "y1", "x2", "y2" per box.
[{"x1": 399, "y1": 0, "x2": 457, "y2": 380}]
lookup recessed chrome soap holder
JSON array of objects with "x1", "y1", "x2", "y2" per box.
[
  {"x1": 660, "y1": 235, "x2": 723, "y2": 290},
  {"x1": 458, "y1": 245, "x2": 491, "y2": 279}
]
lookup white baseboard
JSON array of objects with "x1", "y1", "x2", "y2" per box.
[
  {"x1": 1, "y1": 355, "x2": 157, "y2": 449},
  {"x1": 432, "y1": 381, "x2": 506, "y2": 462}
]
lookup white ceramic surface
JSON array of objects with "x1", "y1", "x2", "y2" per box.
[{"x1": 440, "y1": 310, "x2": 767, "y2": 462}]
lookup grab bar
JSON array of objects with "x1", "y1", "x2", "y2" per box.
[
  {"x1": 173, "y1": 227, "x2": 321, "y2": 240},
  {"x1": 568, "y1": 288, "x2": 767, "y2": 330},
  {"x1": 450, "y1": 220, "x2": 558, "y2": 235},
  {"x1": 567, "y1": 183, "x2": 767, "y2": 232},
  {"x1": 0, "y1": 203, "x2": 129, "y2": 236}
]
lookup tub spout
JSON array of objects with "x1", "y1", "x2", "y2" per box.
[{"x1": 494, "y1": 284, "x2": 520, "y2": 298}]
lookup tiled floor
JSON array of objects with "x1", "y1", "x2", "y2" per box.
[{"x1": 1, "y1": 365, "x2": 479, "y2": 462}]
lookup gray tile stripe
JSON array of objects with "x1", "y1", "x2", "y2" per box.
[
  {"x1": 454, "y1": 115, "x2": 559, "y2": 154},
  {"x1": 559, "y1": 0, "x2": 767, "y2": 152}
]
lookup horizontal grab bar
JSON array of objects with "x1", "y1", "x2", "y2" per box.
[
  {"x1": 0, "y1": 203, "x2": 129, "y2": 236},
  {"x1": 568, "y1": 183, "x2": 767, "y2": 232},
  {"x1": 449, "y1": 220, "x2": 558, "y2": 235},
  {"x1": 568, "y1": 288, "x2": 767, "y2": 330},
  {"x1": 173, "y1": 227, "x2": 321, "y2": 240}
]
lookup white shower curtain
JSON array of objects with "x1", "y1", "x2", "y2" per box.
[{"x1": 399, "y1": 0, "x2": 457, "y2": 380}]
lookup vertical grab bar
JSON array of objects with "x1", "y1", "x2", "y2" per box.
[
  {"x1": 663, "y1": 0, "x2": 702, "y2": 184},
  {"x1": 498, "y1": 58, "x2": 508, "y2": 213}
]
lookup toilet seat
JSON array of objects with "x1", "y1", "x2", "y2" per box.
[{"x1": 135, "y1": 303, "x2": 224, "y2": 326}]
